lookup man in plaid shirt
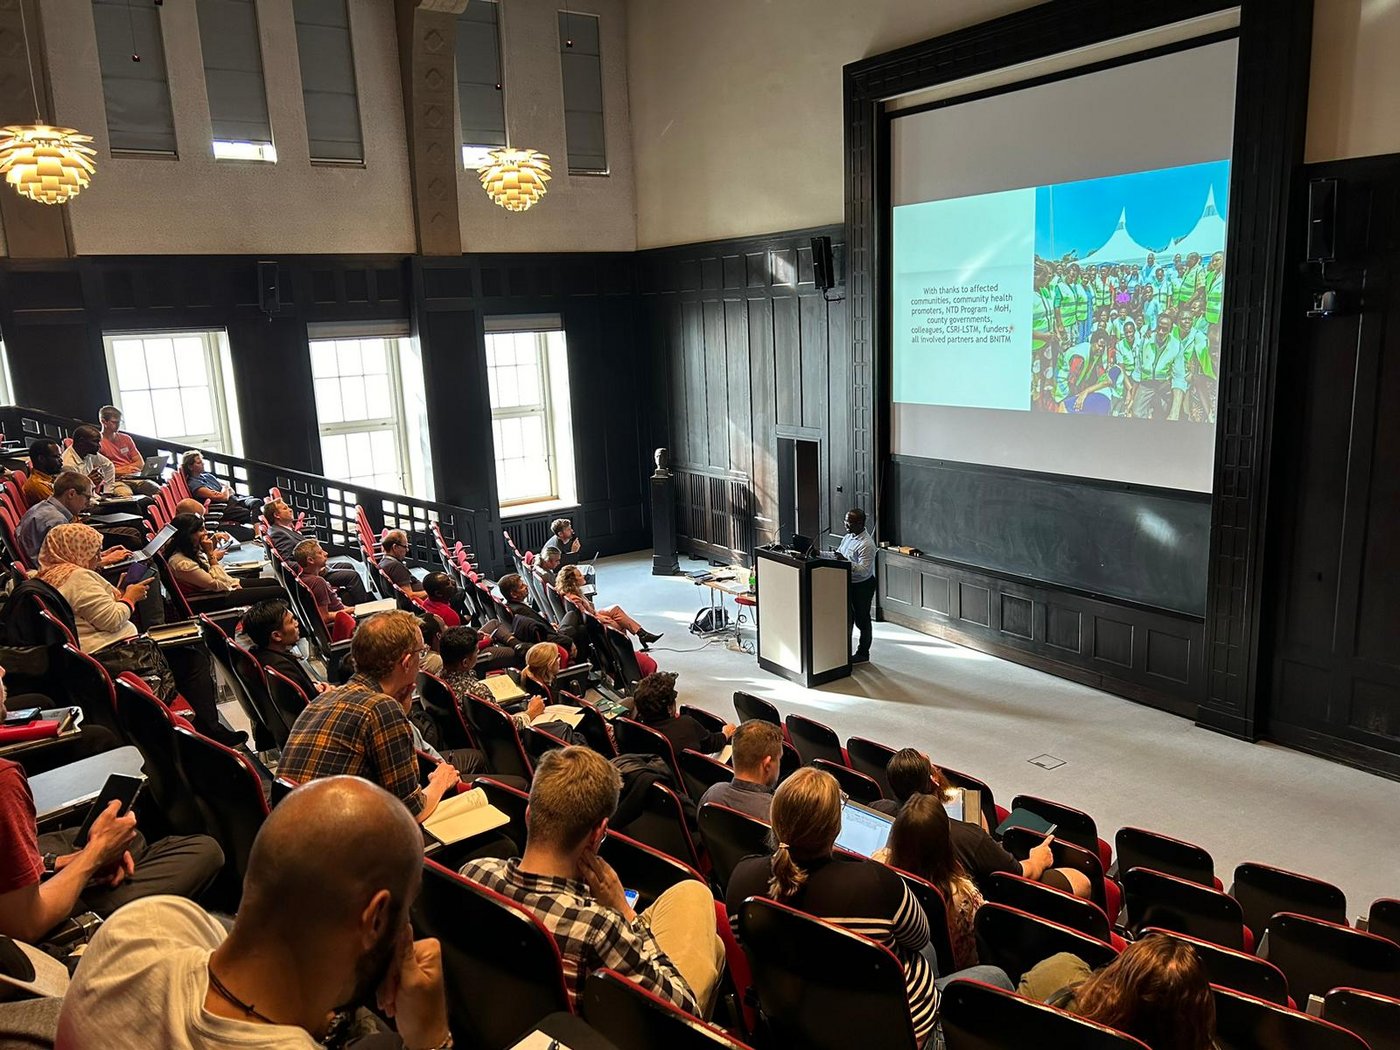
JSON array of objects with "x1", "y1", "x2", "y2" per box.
[
  {"x1": 279, "y1": 611, "x2": 460, "y2": 822},
  {"x1": 459, "y1": 747, "x2": 725, "y2": 1016}
]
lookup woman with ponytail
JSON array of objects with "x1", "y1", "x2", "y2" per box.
[{"x1": 725, "y1": 768, "x2": 1011, "y2": 1048}]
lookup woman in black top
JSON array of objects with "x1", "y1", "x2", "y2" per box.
[
  {"x1": 632, "y1": 671, "x2": 734, "y2": 756},
  {"x1": 725, "y1": 768, "x2": 1012, "y2": 1048}
]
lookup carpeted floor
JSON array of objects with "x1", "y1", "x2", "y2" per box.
[{"x1": 598, "y1": 550, "x2": 1400, "y2": 917}]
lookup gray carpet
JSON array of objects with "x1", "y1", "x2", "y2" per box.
[{"x1": 602, "y1": 551, "x2": 1400, "y2": 918}]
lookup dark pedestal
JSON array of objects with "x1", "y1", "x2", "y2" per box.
[{"x1": 651, "y1": 468, "x2": 679, "y2": 576}]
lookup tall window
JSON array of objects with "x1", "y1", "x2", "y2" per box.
[
  {"x1": 308, "y1": 325, "x2": 434, "y2": 498},
  {"x1": 293, "y1": 0, "x2": 363, "y2": 163},
  {"x1": 558, "y1": 11, "x2": 605, "y2": 174},
  {"x1": 457, "y1": 0, "x2": 506, "y2": 169},
  {"x1": 485, "y1": 320, "x2": 575, "y2": 509},
  {"x1": 92, "y1": 0, "x2": 177, "y2": 153},
  {"x1": 196, "y1": 0, "x2": 276, "y2": 161},
  {"x1": 103, "y1": 330, "x2": 242, "y2": 452}
]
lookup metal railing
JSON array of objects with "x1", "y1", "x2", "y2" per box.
[
  {"x1": 674, "y1": 463, "x2": 754, "y2": 565},
  {"x1": 0, "y1": 406, "x2": 481, "y2": 570}
]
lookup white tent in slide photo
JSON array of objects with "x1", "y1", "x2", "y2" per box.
[
  {"x1": 1171, "y1": 186, "x2": 1228, "y2": 259},
  {"x1": 1084, "y1": 209, "x2": 1156, "y2": 264}
]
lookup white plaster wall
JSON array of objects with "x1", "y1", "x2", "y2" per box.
[
  {"x1": 626, "y1": 0, "x2": 1400, "y2": 248},
  {"x1": 456, "y1": 0, "x2": 636, "y2": 252},
  {"x1": 42, "y1": 0, "x2": 416, "y2": 256}
]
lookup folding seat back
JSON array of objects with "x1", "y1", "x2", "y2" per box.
[
  {"x1": 1002, "y1": 827, "x2": 1117, "y2": 918},
  {"x1": 679, "y1": 748, "x2": 733, "y2": 802},
  {"x1": 198, "y1": 615, "x2": 273, "y2": 752},
  {"x1": 416, "y1": 671, "x2": 477, "y2": 750},
  {"x1": 1370, "y1": 898, "x2": 1400, "y2": 947},
  {"x1": 270, "y1": 777, "x2": 298, "y2": 807},
  {"x1": 462, "y1": 695, "x2": 534, "y2": 781},
  {"x1": 473, "y1": 776, "x2": 529, "y2": 848},
  {"x1": 615, "y1": 717, "x2": 684, "y2": 787},
  {"x1": 784, "y1": 713, "x2": 845, "y2": 767},
  {"x1": 986, "y1": 871, "x2": 1114, "y2": 946},
  {"x1": 732, "y1": 690, "x2": 780, "y2": 726},
  {"x1": 1322, "y1": 987, "x2": 1400, "y2": 1050},
  {"x1": 812, "y1": 758, "x2": 883, "y2": 805},
  {"x1": 599, "y1": 830, "x2": 705, "y2": 912},
  {"x1": 1143, "y1": 927, "x2": 1291, "y2": 1005},
  {"x1": 738, "y1": 897, "x2": 920, "y2": 1050},
  {"x1": 264, "y1": 667, "x2": 312, "y2": 738},
  {"x1": 172, "y1": 726, "x2": 268, "y2": 909},
  {"x1": 1116, "y1": 826, "x2": 1218, "y2": 888},
  {"x1": 58, "y1": 642, "x2": 125, "y2": 741},
  {"x1": 413, "y1": 860, "x2": 572, "y2": 1049},
  {"x1": 227, "y1": 640, "x2": 293, "y2": 747},
  {"x1": 618, "y1": 782, "x2": 704, "y2": 872},
  {"x1": 1212, "y1": 985, "x2": 1368, "y2": 1050},
  {"x1": 698, "y1": 802, "x2": 772, "y2": 889},
  {"x1": 940, "y1": 978, "x2": 1152, "y2": 1050},
  {"x1": 846, "y1": 736, "x2": 897, "y2": 798},
  {"x1": 974, "y1": 902, "x2": 1118, "y2": 985},
  {"x1": 679, "y1": 704, "x2": 728, "y2": 734},
  {"x1": 778, "y1": 741, "x2": 802, "y2": 783},
  {"x1": 584, "y1": 968, "x2": 756, "y2": 1050},
  {"x1": 1123, "y1": 866, "x2": 1251, "y2": 950},
  {"x1": 1233, "y1": 862, "x2": 1347, "y2": 942},
  {"x1": 1010, "y1": 793, "x2": 1111, "y2": 870},
  {"x1": 1265, "y1": 912, "x2": 1400, "y2": 1001},
  {"x1": 112, "y1": 672, "x2": 204, "y2": 835}
]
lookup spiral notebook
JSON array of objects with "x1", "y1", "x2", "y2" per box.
[{"x1": 422, "y1": 787, "x2": 509, "y2": 846}]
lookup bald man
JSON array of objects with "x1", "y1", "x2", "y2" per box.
[{"x1": 56, "y1": 777, "x2": 451, "y2": 1049}]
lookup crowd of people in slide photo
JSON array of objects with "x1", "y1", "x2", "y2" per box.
[{"x1": 1030, "y1": 249, "x2": 1225, "y2": 423}]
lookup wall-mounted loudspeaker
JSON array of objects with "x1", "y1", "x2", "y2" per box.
[
  {"x1": 257, "y1": 261, "x2": 281, "y2": 318},
  {"x1": 811, "y1": 235, "x2": 835, "y2": 292},
  {"x1": 1306, "y1": 178, "x2": 1337, "y2": 263}
]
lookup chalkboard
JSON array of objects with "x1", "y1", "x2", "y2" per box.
[{"x1": 885, "y1": 457, "x2": 1209, "y2": 615}]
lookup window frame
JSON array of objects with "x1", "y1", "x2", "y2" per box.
[
  {"x1": 292, "y1": 0, "x2": 365, "y2": 166},
  {"x1": 458, "y1": 0, "x2": 508, "y2": 171},
  {"x1": 557, "y1": 9, "x2": 608, "y2": 176},
  {"x1": 485, "y1": 329, "x2": 564, "y2": 508},
  {"x1": 308, "y1": 332, "x2": 415, "y2": 496},
  {"x1": 92, "y1": 0, "x2": 179, "y2": 156},
  {"x1": 101, "y1": 328, "x2": 239, "y2": 451}
]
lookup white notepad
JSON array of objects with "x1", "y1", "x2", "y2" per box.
[
  {"x1": 353, "y1": 598, "x2": 398, "y2": 617},
  {"x1": 484, "y1": 675, "x2": 528, "y2": 703},
  {"x1": 536, "y1": 705, "x2": 586, "y2": 728},
  {"x1": 422, "y1": 787, "x2": 509, "y2": 846}
]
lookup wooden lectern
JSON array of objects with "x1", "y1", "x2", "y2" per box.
[{"x1": 755, "y1": 546, "x2": 851, "y2": 687}]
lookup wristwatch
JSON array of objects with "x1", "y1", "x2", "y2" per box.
[{"x1": 41, "y1": 853, "x2": 59, "y2": 877}]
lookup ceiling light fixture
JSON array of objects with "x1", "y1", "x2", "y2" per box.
[
  {"x1": 476, "y1": 147, "x2": 551, "y2": 212},
  {"x1": 0, "y1": 1, "x2": 98, "y2": 205}
]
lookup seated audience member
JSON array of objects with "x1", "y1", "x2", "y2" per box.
[
  {"x1": 98, "y1": 404, "x2": 160, "y2": 496},
  {"x1": 242, "y1": 599, "x2": 327, "y2": 701},
  {"x1": 1018, "y1": 934, "x2": 1217, "y2": 1050},
  {"x1": 881, "y1": 794, "x2": 985, "y2": 971},
  {"x1": 726, "y1": 769, "x2": 1011, "y2": 1048},
  {"x1": 278, "y1": 611, "x2": 465, "y2": 820},
  {"x1": 16, "y1": 471, "x2": 130, "y2": 567},
  {"x1": 37, "y1": 524, "x2": 242, "y2": 747},
  {"x1": 877, "y1": 748, "x2": 1089, "y2": 898},
  {"x1": 20, "y1": 440, "x2": 63, "y2": 506},
  {"x1": 498, "y1": 573, "x2": 573, "y2": 655},
  {"x1": 378, "y1": 530, "x2": 427, "y2": 600},
  {"x1": 62, "y1": 425, "x2": 129, "y2": 498},
  {"x1": 556, "y1": 563, "x2": 662, "y2": 648},
  {"x1": 420, "y1": 572, "x2": 463, "y2": 627},
  {"x1": 264, "y1": 498, "x2": 373, "y2": 604},
  {"x1": 460, "y1": 746, "x2": 724, "y2": 1014},
  {"x1": 179, "y1": 451, "x2": 260, "y2": 532},
  {"x1": 697, "y1": 719, "x2": 783, "y2": 820},
  {"x1": 521, "y1": 641, "x2": 583, "y2": 707},
  {"x1": 0, "y1": 663, "x2": 223, "y2": 943},
  {"x1": 418, "y1": 614, "x2": 446, "y2": 676},
  {"x1": 633, "y1": 671, "x2": 734, "y2": 756},
  {"x1": 541, "y1": 516, "x2": 581, "y2": 565},
  {"x1": 292, "y1": 539, "x2": 356, "y2": 642},
  {"x1": 57, "y1": 777, "x2": 452, "y2": 1050},
  {"x1": 438, "y1": 626, "x2": 495, "y2": 705},
  {"x1": 168, "y1": 512, "x2": 283, "y2": 610}
]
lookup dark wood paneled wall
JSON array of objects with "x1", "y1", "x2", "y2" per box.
[
  {"x1": 1262, "y1": 154, "x2": 1400, "y2": 780},
  {"x1": 637, "y1": 225, "x2": 850, "y2": 559},
  {"x1": 0, "y1": 251, "x2": 652, "y2": 569}
]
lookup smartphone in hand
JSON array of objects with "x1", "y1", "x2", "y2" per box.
[{"x1": 72, "y1": 773, "x2": 145, "y2": 848}]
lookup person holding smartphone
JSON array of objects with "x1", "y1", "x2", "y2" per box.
[{"x1": 0, "y1": 666, "x2": 223, "y2": 942}]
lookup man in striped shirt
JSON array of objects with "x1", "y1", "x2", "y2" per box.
[{"x1": 459, "y1": 747, "x2": 724, "y2": 1016}]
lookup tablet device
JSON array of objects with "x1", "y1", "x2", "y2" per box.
[
  {"x1": 72, "y1": 773, "x2": 145, "y2": 848},
  {"x1": 994, "y1": 808, "x2": 1058, "y2": 838},
  {"x1": 122, "y1": 561, "x2": 155, "y2": 587},
  {"x1": 833, "y1": 799, "x2": 895, "y2": 858},
  {"x1": 942, "y1": 788, "x2": 966, "y2": 823},
  {"x1": 3, "y1": 707, "x2": 41, "y2": 726}
]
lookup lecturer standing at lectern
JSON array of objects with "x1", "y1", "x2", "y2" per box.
[{"x1": 836, "y1": 508, "x2": 876, "y2": 663}]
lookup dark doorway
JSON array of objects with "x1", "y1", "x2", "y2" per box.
[{"x1": 777, "y1": 437, "x2": 821, "y2": 545}]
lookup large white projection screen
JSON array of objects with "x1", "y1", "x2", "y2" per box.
[{"x1": 889, "y1": 39, "x2": 1237, "y2": 492}]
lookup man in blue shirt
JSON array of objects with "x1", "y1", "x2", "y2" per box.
[
  {"x1": 15, "y1": 471, "x2": 129, "y2": 567},
  {"x1": 836, "y1": 507, "x2": 877, "y2": 663},
  {"x1": 697, "y1": 720, "x2": 783, "y2": 821}
]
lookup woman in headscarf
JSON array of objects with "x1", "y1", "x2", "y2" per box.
[{"x1": 37, "y1": 523, "x2": 244, "y2": 747}]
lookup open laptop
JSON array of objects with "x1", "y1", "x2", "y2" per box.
[
  {"x1": 789, "y1": 534, "x2": 815, "y2": 557},
  {"x1": 833, "y1": 798, "x2": 895, "y2": 858},
  {"x1": 131, "y1": 454, "x2": 169, "y2": 480},
  {"x1": 103, "y1": 522, "x2": 176, "y2": 572}
]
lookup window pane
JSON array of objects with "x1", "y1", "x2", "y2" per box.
[
  {"x1": 122, "y1": 390, "x2": 155, "y2": 435},
  {"x1": 181, "y1": 387, "x2": 214, "y2": 439},
  {"x1": 144, "y1": 338, "x2": 176, "y2": 384},
  {"x1": 340, "y1": 375, "x2": 367, "y2": 420},
  {"x1": 173, "y1": 337, "x2": 208, "y2": 385},
  {"x1": 364, "y1": 377, "x2": 391, "y2": 419},
  {"x1": 112, "y1": 340, "x2": 149, "y2": 391},
  {"x1": 310, "y1": 341, "x2": 337, "y2": 378},
  {"x1": 336, "y1": 339, "x2": 362, "y2": 375},
  {"x1": 150, "y1": 387, "x2": 185, "y2": 436},
  {"x1": 320, "y1": 433, "x2": 348, "y2": 478},
  {"x1": 360, "y1": 338, "x2": 387, "y2": 375},
  {"x1": 345, "y1": 430, "x2": 372, "y2": 469},
  {"x1": 314, "y1": 377, "x2": 343, "y2": 423}
]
